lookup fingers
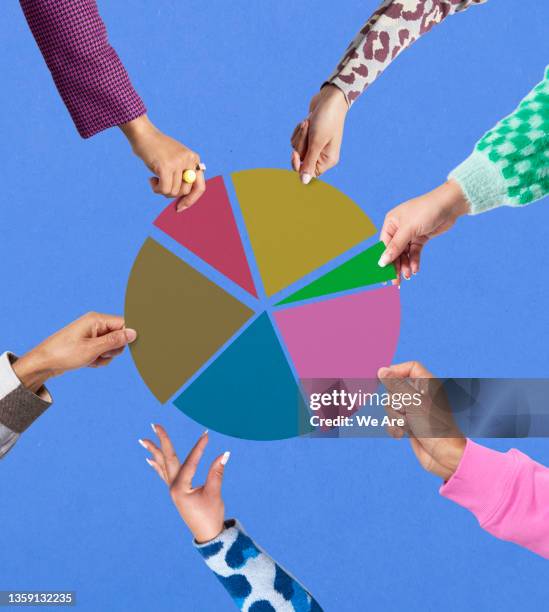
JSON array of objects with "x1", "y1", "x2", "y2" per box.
[
  {"x1": 379, "y1": 361, "x2": 433, "y2": 380},
  {"x1": 378, "y1": 225, "x2": 414, "y2": 268},
  {"x1": 97, "y1": 346, "x2": 125, "y2": 359},
  {"x1": 400, "y1": 250, "x2": 412, "y2": 281},
  {"x1": 379, "y1": 216, "x2": 397, "y2": 253},
  {"x1": 177, "y1": 430, "x2": 210, "y2": 489},
  {"x1": 80, "y1": 312, "x2": 125, "y2": 334},
  {"x1": 300, "y1": 139, "x2": 323, "y2": 185},
  {"x1": 315, "y1": 152, "x2": 338, "y2": 178},
  {"x1": 171, "y1": 169, "x2": 183, "y2": 198},
  {"x1": 177, "y1": 170, "x2": 206, "y2": 212},
  {"x1": 291, "y1": 150, "x2": 301, "y2": 172},
  {"x1": 409, "y1": 242, "x2": 424, "y2": 275},
  {"x1": 87, "y1": 328, "x2": 137, "y2": 362},
  {"x1": 147, "y1": 149, "x2": 203, "y2": 200},
  {"x1": 291, "y1": 120, "x2": 309, "y2": 161},
  {"x1": 204, "y1": 451, "x2": 230, "y2": 497},
  {"x1": 378, "y1": 369, "x2": 416, "y2": 397},
  {"x1": 153, "y1": 423, "x2": 181, "y2": 483},
  {"x1": 153, "y1": 171, "x2": 172, "y2": 196},
  {"x1": 146, "y1": 458, "x2": 167, "y2": 482},
  {"x1": 139, "y1": 438, "x2": 168, "y2": 483}
]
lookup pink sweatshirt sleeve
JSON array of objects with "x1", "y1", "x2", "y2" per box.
[{"x1": 440, "y1": 439, "x2": 549, "y2": 559}]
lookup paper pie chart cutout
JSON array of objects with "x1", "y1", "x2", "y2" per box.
[{"x1": 125, "y1": 169, "x2": 401, "y2": 440}]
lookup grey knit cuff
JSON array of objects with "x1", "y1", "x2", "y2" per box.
[
  {"x1": 448, "y1": 150, "x2": 508, "y2": 215},
  {"x1": 0, "y1": 353, "x2": 52, "y2": 434}
]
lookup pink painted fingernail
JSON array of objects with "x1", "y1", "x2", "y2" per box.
[{"x1": 220, "y1": 451, "x2": 231, "y2": 466}]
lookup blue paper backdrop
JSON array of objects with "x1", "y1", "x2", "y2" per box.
[{"x1": 1, "y1": 1, "x2": 548, "y2": 610}]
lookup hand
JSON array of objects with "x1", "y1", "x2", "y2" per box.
[
  {"x1": 291, "y1": 84, "x2": 348, "y2": 184},
  {"x1": 140, "y1": 425, "x2": 229, "y2": 543},
  {"x1": 378, "y1": 180, "x2": 470, "y2": 281},
  {"x1": 120, "y1": 115, "x2": 206, "y2": 211},
  {"x1": 13, "y1": 313, "x2": 137, "y2": 393},
  {"x1": 378, "y1": 361, "x2": 466, "y2": 480}
]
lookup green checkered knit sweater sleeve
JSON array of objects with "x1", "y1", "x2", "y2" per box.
[{"x1": 449, "y1": 66, "x2": 549, "y2": 215}]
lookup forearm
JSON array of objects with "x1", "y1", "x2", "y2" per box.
[
  {"x1": 441, "y1": 439, "x2": 549, "y2": 558},
  {"x1": 449, "y1": 67, "x2": 549, "y2": 214},
  {"x1": 195, "y1": 519, "x2": 322, "y2": 611},
  {"x1": 327, "y1": 0, "x2": 485, "y2": 105},
  {"x1": 19, "y1": 0, "x2": 146, "y2": 138},
  {"x1": 0, "y1": 352, "x2": 53, "y2": 459}
]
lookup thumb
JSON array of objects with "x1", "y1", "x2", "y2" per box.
[
  {"x1": 300, "y1": 139, "x2": 323, "y2": 185},
  {"x1": 378, "y1": 226, "x2": 414, "y2": 267},
  {"x1": 204, "y1": 452, "x2": 230, "y2": 498},
  {"x1": 87, "y1": 328, "x2": 137, "y2": 360}
]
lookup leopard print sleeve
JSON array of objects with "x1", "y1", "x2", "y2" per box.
[{"x1": 327, "y1": 0, "x2": 487, "y2": 105}]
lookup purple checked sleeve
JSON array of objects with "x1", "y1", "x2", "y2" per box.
[{"x1": 20, "y1": 0, "x2": 146, "y2": 138}]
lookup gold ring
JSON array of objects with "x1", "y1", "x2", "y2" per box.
[{"x1": 182, "y1": 169, "x2": 197, "y2": 184}]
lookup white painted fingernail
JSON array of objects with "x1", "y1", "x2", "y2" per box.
[
  {"x1": 220, "y1": 451, "x2": 231, "y2": 466},
  {"x1": 138, "y1": 439, "x2": 147, "y2": 449},
  {"x1": 151, "y1": 423, "x2": 157, "y2": 434},
  {"x1": 378, "y1": 253, "x2": 389, "y2": 268},
  {"x1": 145, "y1": 458, "x2": 154, "y2": 467},
  {"x1": 301, "y1": 173, "x2": 312, "y2": 185},
  {"x1": 201, "y1": 429, "x2": 209, "y2": 437}
]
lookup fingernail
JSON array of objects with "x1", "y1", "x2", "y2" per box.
[
  {"x1": 138, "y1": 439, "x2": 147, "y2": 449},
  {"x1": 124, "y1": 328, "x2": 137, "y2": 342},
  {"x1": 151, "y1": 423, "x2": 157, "y2": 434},
  {"x1": 301, "y1": 173, "x2": 312, "y2": 185},
  {"x1": 378, "y1": 252, "x2": 389, "y2": 268},
  {"x1": 378, "y1": 367, "x2": 391, "y2": 378},
  {"x1": 145, "y1": 458, "x2": 154, "y2": 467},
  {"x1": 220, "y1": 451, "x2": 231, "y2": 466},
  {"x1": 403, "y1": 274, "x2": 411, "y2": 281},
  {"x1": 201, "y1": 429, "x2": 209, "y2": 437}
]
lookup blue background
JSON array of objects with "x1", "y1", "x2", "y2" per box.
[{"x1": 1, "y1": 1, "x2": 548, "y2": 610}]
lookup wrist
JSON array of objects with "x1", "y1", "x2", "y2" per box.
[
  {"x1": 320, "y1": 83, "x2": 349, "y2": 112},
  {"x1": 193, "y1": 520, "x2": 225, "y2": 545},
  {"x1": 120, "y1": 114, "x2": 157, "y2": 146},
  {"x1": 440, "y1": 437, "x2": 466, "y2": 479},
  {"x1": 12, "y1": 349, "x2": 53, "y2": 394},
  {"x1": 441, "y1": 179, "x2": 470, "y2": 218}
]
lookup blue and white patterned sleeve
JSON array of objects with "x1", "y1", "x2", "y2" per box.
[{"x1": 194, "y1": 519, "x2": 323, "y2": 612}]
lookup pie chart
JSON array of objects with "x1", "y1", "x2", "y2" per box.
[{"x1": 125, "y1": 169, "x2": 401, "y2": 440}]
